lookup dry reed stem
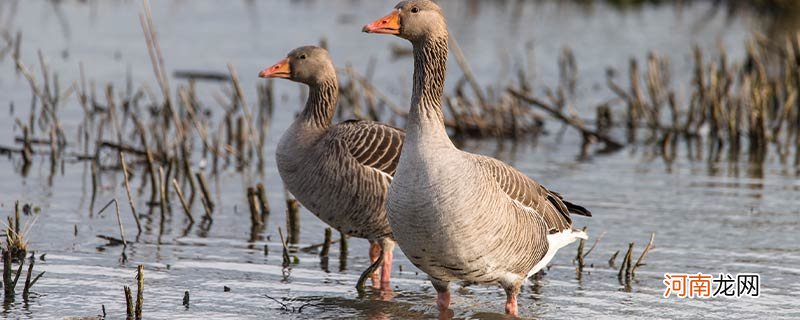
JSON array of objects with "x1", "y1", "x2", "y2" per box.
[
  {"x1": 22, "y1": 253, "x2": 34, "y2": 300},
  {"x1": 11, "y1": 256, "x2": 24, "y2": 297},
  {"x1": 583, "y1": 231, "x2": 606, "y2": 259},
  {"x1": 247, "y1": 187, "x2": 263, "y2": 227},
  {"x1": 139, "y1": 0, "x2": 170, "y2": 106},
  {"x1": 172, "y1": 178, "x2": 194, "y2": 223},
  {"x1": 158, "y1": 167, "x2": 168, "y2": 224},
  {"x1": 510, "y1": 89, "x2": 625, "y2": 150},
  {"x1": 195, "y1": 172, "x2": 214, "y2": 212},
  {"x1": 124, "y1": 286, "x2": 134, "y2": 319},
  {"x1": 449, "y1": 35, "x2": 487, "y2": 108},
  {"x1": 286, "y1": 197, "x2": 300, "y2": 245},
  {"x1": 98, "y1": 199, "x2": 127, "y2": 246},
  {"x1": 278, "y1": 227, "x2": 291, "y2": 271},
  {"x1": 227, "y1": 63, "x2": 259, "y2": 159},
  {"x1": 256, "y1": 184, "x2": 270, "y2": 216},
  {"x1": 618, "y1": 243, "x2": 634, "y2": 281},
  {"x1": 320, "y1": 228, "x2": 332, "y2": 258},
  {"x1": 608, "y1": 250, "x2": 620, "y2": 268},
  {"x1": 135, "y1": 265, "x2": 144, "y2": 320},
  {"x1": 631, "y1": 233, "x2": 656, "y2": 278},
  {"x1": 119, "y1": 152, "x2": 142, "y2": 234},
  {"x1": 575, "y1": 227, "x2": 587, "y2": 271},
  {"x1": 2, "y1": 251, "x2": 13, "y2": 299}
]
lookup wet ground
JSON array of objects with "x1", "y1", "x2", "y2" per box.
[{"x1": 0, "y1": 0, "x2": 798, "y2": 319}]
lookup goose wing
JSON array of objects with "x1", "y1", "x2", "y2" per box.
[
  {"x1": 474, "y1": 155, "x2": 591, "y2": 234},
  {"x1": 329, "y1": 120, "x2": 405, "y2": 177}
]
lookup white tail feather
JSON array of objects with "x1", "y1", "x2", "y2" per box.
[{"x1": 526, "y1": 229, "x2": 588, "y2": 278}]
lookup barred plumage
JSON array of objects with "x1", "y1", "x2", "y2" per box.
[
  {"x1": 367, "y1": 0, "x2": 592, "y2": 315},
  {"x1": 267, "y1": 46, "x2": 403, "y2": 289}
]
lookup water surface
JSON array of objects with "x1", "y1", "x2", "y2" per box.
[{"x1": 0, "y1": 1, "x2": 797, "y2": 319}]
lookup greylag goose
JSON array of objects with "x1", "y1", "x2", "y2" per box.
[
  {"x1": 363, "y1": 1, "x2": 591, "y2": 316},
  {"x1": 259, "y1": 46, "x2": 404, "y2": 289}
]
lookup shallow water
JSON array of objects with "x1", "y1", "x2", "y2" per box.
[{"x1": 0, "y1": 0, "x2": 798, "y2": 319}]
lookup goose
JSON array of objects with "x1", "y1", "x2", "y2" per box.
[
  {"x1": 363, "y1": 1, "x2": 592, "y2": 316},
  {"x1": 259, "y1": 46, "x2": 404, "y2": 290}
]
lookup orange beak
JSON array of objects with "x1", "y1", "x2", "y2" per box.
[
  {"x1": 258, "y1": 58, "x2": 291, "y2": 79},
  {"x1": 362, "y1": 10, "x2": 400, "y2": 35}
]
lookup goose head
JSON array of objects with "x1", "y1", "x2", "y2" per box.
[
  {"x1": 362, "y1": 0, "x2": 447, "y2": 42},
  {"x1": 259, "y1": 46, "x2": 335, "y2": 86}
]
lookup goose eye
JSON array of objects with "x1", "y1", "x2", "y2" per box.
[
  {"x1": 299, "y1": 54, "x2": 307, "y2": 60},
  {"x1": 411, "y1": 7, "x2": 420, "y2": 13}
]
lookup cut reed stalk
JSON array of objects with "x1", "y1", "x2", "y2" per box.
[
  {"x1": 256, "y1": 183, "x2": 270, "y2": 217},
  {"x1": 247, "y1": 187, "x2": 263, "y2": 227},
  {"x1": 285, "y1": 195, "x2": 300, "y2": 245},
  {"x1": 124, "y1": 286, "x2": 134, "y2": 319},
  {"x1": 135, "y1": 265, "x2": 144, "y2": 320},
  {"x1": 3, "y1": 250, "x2": 13, "y2": 299},
  {"x1": 575, "y1": 227, "x2": 587, "y2": 276}
]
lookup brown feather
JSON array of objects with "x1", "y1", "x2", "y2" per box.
[
  {"x1": 332, "y1": 120, "x2": 405, "y2": 176},
  {"x1": 475, "y1": 155, "x2": 587, "y2": 233}
]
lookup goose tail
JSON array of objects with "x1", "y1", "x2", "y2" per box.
[
  {"x1": 564, "y1": 200, "x2": 592, "y2": 217},
  {"x1": 572, "y1": 228, "x2": 588, "y2": 240}
]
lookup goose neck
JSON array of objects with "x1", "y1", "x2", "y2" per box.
[
  {"x1": 407, "y1": 35, "x2": 452, "y2": 147},
  {"x1": 300, "y1": 78, "x2": 338, "y2": 128}
]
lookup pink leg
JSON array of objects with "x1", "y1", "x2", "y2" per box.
[
  {"x1": 505, "y1": 294, "x2": 518, "y2": 316},
  {"x1": 437, "y1": 291, "x2": 451, "y2": 313},
  {"x1": 369, "y1": 241, "x2": 381, "y2": 289},
  {"x1": 504, "y1": 284, "x2": 521, "y2": 317},
  {"x1": 432, "y1": 279, "x2": 451, "y2": 315},
  {"x1": 380, "y1": 250, "x2": 393, "y2": 287},
  {"x1": 379, "y1": 240, "x2": 395, "y2": 289}
]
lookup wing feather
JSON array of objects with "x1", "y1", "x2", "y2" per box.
[
  {"x1": 329, "y1": 120, "x2": 405, "y2": 176},
  {"x1": 474, "y1": 155, "x2": 590, "y2": 233}
]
